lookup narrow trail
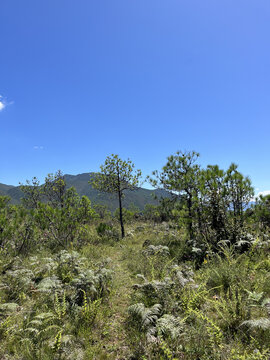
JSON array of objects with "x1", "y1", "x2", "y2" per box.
[{"x1": 102, "y1": 242, "x2": 137, "y2": 359}]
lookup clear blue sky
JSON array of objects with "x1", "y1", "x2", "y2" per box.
[{"x1": 0, "y1": 0, "x2": 270, "y2": 195}]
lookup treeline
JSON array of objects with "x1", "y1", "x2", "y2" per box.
[
  {"x1": 0, "y1": 151, "x2": 269, "y2": 259},
  {"x1": 147, "y1": 151, "x2": 255, "y2": 259}
]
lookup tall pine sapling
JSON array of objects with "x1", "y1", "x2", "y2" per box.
[{"x1": 90, "y1": 154, "x2": 142, "y2": 238}]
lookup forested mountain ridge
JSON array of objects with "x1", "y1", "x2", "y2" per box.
[{"x1": 0, "y1": 172, "x2": 167, "y2": 210}]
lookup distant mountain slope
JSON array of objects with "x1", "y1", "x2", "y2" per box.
[
  {"x1": 0, "y1": 173, "x2": 167, "y2": 211},
  {"x1": 0, "y1": 183, "x2": 23, "y2": 203}
]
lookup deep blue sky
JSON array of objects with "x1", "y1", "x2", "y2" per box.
[{"x1": 0, "y1": 0, "x2": 270, "y2": 195}]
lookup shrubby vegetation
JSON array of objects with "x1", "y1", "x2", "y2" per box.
[{"x1": 0, "y1": 152, "x2": 269, "y2": 359}]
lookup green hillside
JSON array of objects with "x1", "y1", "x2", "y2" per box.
[
  {"x1": 0, "y1": 183, "x2": 23, "y2": 204},
  {"x1": 0, "y1": 173, "x2": 167, "y2": 210}
]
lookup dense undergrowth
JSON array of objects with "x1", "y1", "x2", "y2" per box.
[
  {"x1": 125, "y1": 226, "x2": 270, "y2": 359},
  {"x1": 1, "y1": 154, "x2": 270, "y2": 359},
  {"x1": 0, "y1": 220, "x2": 269, "y2": 359}
]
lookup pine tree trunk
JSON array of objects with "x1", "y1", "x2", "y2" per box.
[
  {"x1": 118, "y1": 190, "x2": 125, "y2": 238},
  {"x1": 187, "y1": 195, "x2": 193, "y2": 241}
]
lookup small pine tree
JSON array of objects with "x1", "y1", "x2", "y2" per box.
[{"x1": 90, "y1": 154, "x2": 141, "y2": 238}]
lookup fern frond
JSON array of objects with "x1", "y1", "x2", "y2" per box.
[
  {"x1": 35, "y1": 312, "x2": 55, "y2": 320},
  {"x1": 25, "y1": 327, "x2": 39, "y2": 335},
  {"x1": 241, "y1": 318, "x2": 270, "y2": 330},
  {"x1": 28, "y1": 320, "x2": 43, "y2": 327},
  {"x1": 128, "y1": 302, "x2": 162, "y2": 330},
  {"x1": 156, "y1": 314, "x2": 184, "y2": 340},
  {"x1": 0, "y1": 303, "x2": 19, "y2": 313},
  {"x1": 37, "y1": 276, "x2": 62, "y2": 293},
  {"x1": 142, "y1": 245, "x2": 170, "y2": 257}
]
